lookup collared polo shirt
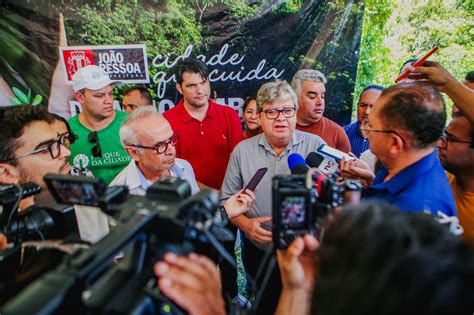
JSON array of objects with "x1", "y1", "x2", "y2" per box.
[
  {"x1": 344, "y1": 120, "x2": 369, "y2": 158},
  {"x1": 220, "y1": 130, "x2": 326, "y2": 250},
  {"x1": 163, "y1": 99, "x2": 242, "y2": 190},
  {"x1": 364, "y1": 150, "x2": 456, "y2": 216}
]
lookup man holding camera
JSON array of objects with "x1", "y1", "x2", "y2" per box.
[
  {"x1": 221, "y1": 80, "x2": 325, "y2": 314},
  {"x1": 68, "y1": 65, "x2": 131, "y2": 184}
]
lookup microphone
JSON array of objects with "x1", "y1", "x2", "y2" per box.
[
  {"x1": 288, "y1": 153, "x2": 309, "y2": 174},
  {"x1": 306, "y1": 152, "x2": 339, "y2": 175}
]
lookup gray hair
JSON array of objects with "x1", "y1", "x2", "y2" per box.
[
  {"x1": 256, "y1": 80, "x2": 298, "y2": 111},
  {"x1": 119, "y1": 106, "x2": 160, "y2": 151},
  {"x1": 291, "y1": 69, "x2": 327, "y2": 97}
]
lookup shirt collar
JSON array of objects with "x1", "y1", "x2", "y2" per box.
[
  {"x1": 170, "y1": 160, "x2": 184, "y2": 177},
  {"x1": 258, "y1": 131, "x2": 304, "y2": 155},
  {"x1": 372, "y1": 149, "x2": 438, "y2": 194},
  {"x1": 176, "y1": 98, "x2": 215, "y2": 123},
  {"x1": 135, "y1": 163, "x2": 154, "y2": 190}
]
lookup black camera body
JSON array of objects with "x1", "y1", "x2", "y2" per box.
[
  {"x1": 272, "y1": 170, "x2": 357, "y2": 249},
  {"x1": 3, "y1": 175, "x2": 231, "y2": 314}
]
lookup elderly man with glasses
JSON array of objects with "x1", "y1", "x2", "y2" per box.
[
  {"x1": 221, "y1": 79, "x2": 325, "y2": 315},
  {"x1": 110, "y1": 106, "x2": 199, "y2": 196},
  {"x1": 339, "y1": 82, "x2": 456, "y2": 217}
]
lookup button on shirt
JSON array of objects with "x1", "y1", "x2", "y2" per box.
[
  {"x1": 109, "y1": 158, "x2": 200, "y2": 196},
  {"x1": 344, "y1": 121, "x2": 369, "y2": 158},
  {"x1": 364, "y1": 150, "x2": 456, "y2": 216},
  {"x1": 220, "y1": 130, "x2": 326, "y2": 250}
]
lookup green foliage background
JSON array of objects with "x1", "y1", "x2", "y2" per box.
[{"x1": 354, "y1": 0, "x2": 474, "y2": 116}]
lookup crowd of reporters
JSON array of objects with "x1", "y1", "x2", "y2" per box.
[{"x1": 0, "y1": 57, "x2": 473, "y2": 314}]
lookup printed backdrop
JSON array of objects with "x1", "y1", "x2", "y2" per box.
[{"x1": 0, "y1": 0, "x2": 364, "y2": 124}]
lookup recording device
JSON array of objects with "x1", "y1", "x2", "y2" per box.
[
  {"x1": 317, "y1": 144, "x2": 354, "y2": 162},
  {"x1": 272, "y1": 155, "x2": 361, "y2": 249},
  {"x1": 288, "y1": 153, "x2": 309, "y2": 174},
  {"x1": 3, "y1": 175, "x2": 236, "y2": 314},
  {"x1": 306, "y1": 151, "x2": 339, "y2": 174},
  {"x1": 44, "y1": 174, "x2": 129, "y2": 215},
  {"x1": 244, "y1": 167, "x2": 268, "y2": 192},
  {"x1": 0, "y1": 183, "x2": 78, "y2": 245}
]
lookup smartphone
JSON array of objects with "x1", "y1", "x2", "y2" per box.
[
  {"x1": 395, "y1": 47, "x2": 439, "y2": 83},
  {"x1": 244, "y1": 167, "x2": 268, "y2": 191},
  {"x1": 317, "y1": 144, "x2": 354, "y2": 162}
]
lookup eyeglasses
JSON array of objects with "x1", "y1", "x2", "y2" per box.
[
  {"x1": 88, "y1": 131, "x2": 103, "y2": 158},
  {"x1": 360, "y1": 127, "x2": 406, "y2": 143},
  {"x1": 129, "y1": 134, "x2": 178, "y2": 154},
  {"x1": 438, "y1": 132, "x2": 472, "y2": 149},
  {"x1": 260, "y1": 107, "x2": 296, "y2": 119},
  {"x1": 9, "y1": 133, "x2": 69, "y2": 161}
]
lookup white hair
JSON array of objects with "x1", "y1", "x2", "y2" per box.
[
  {"x1": 119, "y1": 106, "x2": 161, "y2": 152},
  {"x1": 291, "y1": 69, "x2": 327, "y2": 97}
]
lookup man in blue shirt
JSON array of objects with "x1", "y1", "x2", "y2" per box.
[
  {"x1": 340, "y1": 82, "x2": 456, "y2": 216},
  {"x1": 344, "y1": 85, "x2": 383, "y2": 157}
]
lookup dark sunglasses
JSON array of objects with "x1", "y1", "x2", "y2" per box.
[{"x1": 88, "y1": 131, "x2": 103, "y2": 158}]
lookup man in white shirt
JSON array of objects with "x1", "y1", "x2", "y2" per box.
[{"x1": 110, "y1": 106, "x2": 199, "y2": 195}]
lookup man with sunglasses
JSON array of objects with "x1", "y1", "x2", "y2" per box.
[
  {"x1": 110, "y1": 106, "x2": 199, "y2": 196},
  {"x1": 437, "y1": 112, "x2": 474, "y2": 244},
  {"x1": 68, "y1": 65, "x2": 131, "y2": 184},
  {"x1": 339, "y1": 82, "x2": 456, "y2": 216}
]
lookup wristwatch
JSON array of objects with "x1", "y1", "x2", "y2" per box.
[{"x1": 217, "y1": 205, "x2": 229, "y2": 223}]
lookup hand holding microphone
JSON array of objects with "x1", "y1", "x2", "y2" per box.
[{"x1": 339, "y1": 154, "x2": 375, "y2": 188}]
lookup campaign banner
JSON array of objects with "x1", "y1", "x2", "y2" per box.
[
  {"x1": 0, "y1": 0, "x2": 364, "y2": 124},
  {"x1": 59, "y1": 45, "x2": 149, "y2": 84}
]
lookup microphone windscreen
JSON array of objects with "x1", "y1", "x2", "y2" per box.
[
  {"x1": 291, "y1": 164, "x2": 309, "y2": 174},
  {"x1": 306, "y1": 152, "x2": 325, "y2": 168},
  {"x1": 288, "y1": 153, "x2": 308, "y2": 174}
]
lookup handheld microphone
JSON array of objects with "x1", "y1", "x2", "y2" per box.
[
  {"x1": 306, "y1": 152, "x2": 339, "y2": 175},
  {"x1": 288, "y1": 153, "x2": 309, "y2": 174}
]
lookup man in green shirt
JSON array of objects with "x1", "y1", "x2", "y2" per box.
[{"x1": 68, "y1": 65, "x2": 131, "y2": 184}]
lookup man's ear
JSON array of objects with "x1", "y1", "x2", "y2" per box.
[
  {"x1": 125, "y1": 146, "x2": 141, "y2": 162},
  {"x1": 388, "y1": 133, "x2": 405, "y2": 155},
  {"x1": 176, "y1": 83, "x2": 183, "y2": 96},
  {"x1": 0, "y1": 163, "x2": 20, "y2": 185},
  {"x1": 75, "y1": 91, "x2": 85, "y2": 104}
]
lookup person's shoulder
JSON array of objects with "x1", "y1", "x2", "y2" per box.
[
  {"x1": 109, "y1": 165, "x2": 128, "y2": 186},
  {"x1": 323, "y1": 116, "x2": 346, "y2": 132},
  {"x1": 214, "y1": 102, "x2": 239, "y2": 116},
  {"x1": 114, "y1": 110, "x2": 128, "y2": 122},
  {"x1": 343, "y1": 121, "x2": 357, "y2": 132},
  {"x1": 175, "y1": 157, "x2": 193, "y2": 170},
  {"x1": 295, "y1": 129, "x2": 326, "y2": 145}
]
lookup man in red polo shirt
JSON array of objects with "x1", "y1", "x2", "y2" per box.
[
  {"x1": 163, "y1": 58, "x2": 242, "y2": 190},
  {"x1": 164, "y1": 58, "x2": 243, "y2": 302}
]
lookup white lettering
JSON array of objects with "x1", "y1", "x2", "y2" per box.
[{"x1": 152, "y1": 45, "x2": 284, "y2": 97}]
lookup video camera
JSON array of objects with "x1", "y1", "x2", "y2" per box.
[
  {"x1": 0, "y1": 183, "x2": 78, "y2": 244},
  {"x1": 273, "y1": 167, "x2": 361, "y2": 249},
  {"x1": 2, "y1": 174, "x2": 234, "y2": 314}
]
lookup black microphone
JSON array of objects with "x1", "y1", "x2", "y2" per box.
[
  {"x1": 306, "y1": 152, "x2": 339, "y2": 175},
  {"x1": 288, "y1": 153, "x2": 309, "y2": 174}
]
